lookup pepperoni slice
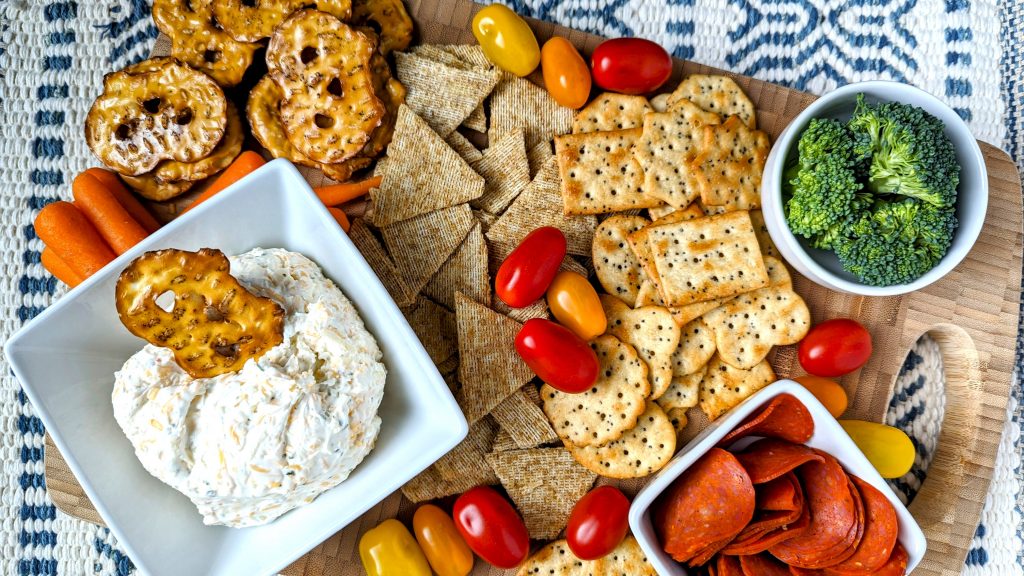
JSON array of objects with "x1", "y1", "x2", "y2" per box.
[
  {"x1": 735, "y1": 438, "x2": 825, "y2": 484},
  {"x1": 689, "y1": 534, "x2": 737, "y2": 568},
  {"x1": 717, "y1": 554, "x2": 744, "y2": 576},
  {"x1": 770, "y1": 452, "x2": 863, "y2": 568},
  {"x1": 870, "y1": 541, "x2": 908, "y2": 576},
  {"x1": 727, "y1": 473, "x2": 803, "y2": 547},
  {"x1": 655, "y1": 447, "x2": 756, "y2": 563},
  {"x1": 739, "y1": 553, "x2": 792, "y2": 576},
  {"x1": 824, "y1": 476, "x2": 900, "y2": 575},
  {"x1": 723, "y1": 498, "x2": 810, "y2": 555},
  {"x1": 719, "y1": 393, "x2": 815, "y2": 446}
]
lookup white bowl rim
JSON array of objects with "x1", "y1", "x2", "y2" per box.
[{"x1": 762, "y1": 80, "x2": 989, "y2": 297}]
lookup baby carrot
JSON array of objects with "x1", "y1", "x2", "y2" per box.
[
  {"x1": 327, "y1": 207, "x2": 351, "y2": 233},
  {"x1": 72, "y1": 172, "x2": 149, "y2": 254},
  {"x1": 82, "y1": 168, "x2": 160, "y2": 232},
  {"x1": 183, "y1": 151, "x2": 266, "y2": 213},
  {"x1": 41, "y1": 247, "x2": 83, "y2": 288},
  {"x1": 314, "y1": 176, "x2": 382, "y2": 207},
  {"x1": 34, "y1": 201, "x2": 116, "y2": 278}
]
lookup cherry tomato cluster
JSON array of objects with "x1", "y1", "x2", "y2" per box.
[{"x1": 496, "y1": 227, "x2": 605, "y2": 393}]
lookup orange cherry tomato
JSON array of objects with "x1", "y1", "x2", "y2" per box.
[
  {"x1": 546, "y1": 271, "x2": 606, "y2": 340},
  {"x1": 794, "y1": 375, "x2": 848, "y2": 418},
  {"x1": 413, "y1": 505, "x2": 474, "y2": 576},
  {"x1": 541, "y1": 37, "x2": 591, "y2": 109}
]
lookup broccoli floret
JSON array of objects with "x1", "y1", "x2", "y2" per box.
[
  {"x1": 834, "y1": 198, "x2": 958, "y2": 286},
  {"x1": 848, "y1": 94, "x2": 960, "y2": 207},
  {"x1": 784, "y1": 119, "x2": 872, "y2": 247}
]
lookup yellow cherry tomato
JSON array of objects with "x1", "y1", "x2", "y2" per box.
[
  {"x1": 546, "y1": 271, "x2": 607, "y2": 340},
  {"x1": 412, "y1": 504, "x2": 474, "y2": 576},
  {"x1": 541, "y1": 37, "x2": 591, "y2": 109},
  {"x1": 472, "y1": 4, "x2": 540, "y2": 77},
  {"x1": 839, "y1": 420, "x2": 915, "y2": 479},
  {"x1": 359, "y1": 519, "x2": 432, "y2": 576},
  {"x1": 794, "y1": 375, "x2": 848, "y2": 418}
]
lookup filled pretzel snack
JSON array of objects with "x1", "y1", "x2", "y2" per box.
[{"x1": 115, "y1": 248, "x2": 285, "y2": 379}]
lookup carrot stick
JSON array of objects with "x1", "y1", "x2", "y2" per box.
[
  {"x1": 34, "y1": 201, "x2": 116, "y2": 278},
  {"x1": 82, "y1": 168, "x2": 161, "y2": 232},
  {"x1": 183, "y1": 151, "x2": 266, "y2": 213},
  {"x1": 41, "y1": 247, "x2": 83, "y2": 287},
  {"x1": 327, "y1": 207, "x2": 351, "y2": 233},
  {"x1": 314, "y1": 176, "x2": 382, "y2": 207},
  {"x1": 72, "y1": 172, "x2": 149, "y2": 254}
]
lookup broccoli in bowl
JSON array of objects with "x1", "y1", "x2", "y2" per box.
[{"x1": 784, "y1": 94, "x2": 960, "y2": 286}]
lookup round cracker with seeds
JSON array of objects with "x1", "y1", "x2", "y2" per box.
[
  {"x1": 704, "y1": 282, "x2": 811, "y2": 370},
  {"x1": 571, "y1": 92, "x2": 653, "y2": 133},
  {"x1": 602, "y1": 294, "x2": 680, "y2": 400},
  {"x1": 567, "y1": 401, "x2": 676, "y2": 478},
  {"x1": 658, "y1": 364, "x2": 706, "y2": 413},
  {"x1": 593, "y1": 215, "x2": 650, "y2": 307},
  {"x1": 666, "y1": 74, "x2": 757, "y2": 129},
  {"x1": 542, "y1": 334, "x2": 649, "y2": 448},
  {"x1": 671, "y1": 317, "x2": 716, "y2": 377}
]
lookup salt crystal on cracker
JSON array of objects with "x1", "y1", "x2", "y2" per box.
[
  {"x1": 555, "y1": 128, "x2": 660, "y2": 215},
  {"x1": 486, "y1": 448, "x2": 596, "y2": 540},
  {"x1": 371, "y1": 106, "x2": 484, "y2": 226},
  {"x1": 395, "y1": 52, "x2": 499, "y2": 137},
  {"x1": 424, "y1": 222, "x2": 490, "y2": 309},
  {"x1": 486, "y1": 157, "x2": 597, "y2": 257},
  {"x1": 471, "y1": 128, "x2": 530, "y2": 214},
  {"x1": 382, "y1": 203, "x2": 475, "y2": 294},
  {"x1": 455, "y1": 293, "x2": 535, "y2": 424}
]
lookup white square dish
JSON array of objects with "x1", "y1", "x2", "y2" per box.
[
  {"x1": 5, "y1": 159, "x2": 468, "y2": 576},
  {"x1": 629, "y1": 379, "x2": 927, "y2": 575}
]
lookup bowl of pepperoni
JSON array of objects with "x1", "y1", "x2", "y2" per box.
[{"x1": 628, "y1": 379, "x2": 926, "y2": 575}]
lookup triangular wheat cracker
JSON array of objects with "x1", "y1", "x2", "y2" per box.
[
  {"x1": 490, "y1": 74, "x2": 574, "y2": 149},
  {"x1": 401, "y1": 417, "x2": 498, "y2": 502},
  {"x1": 486, "y1": 157, "x2": 597, "y2": 256},
  {"x1": 470, "y1": 128, "x2": 531, "y2": 214},
  {"x1": 347, "y1": 219, "x2": 417, "y2": 308},
  {"x1": 486, "y1": 448, "x2": 596, "y2": 540},
  {"x1": 527, "y1": 140, "x2": 554, "y2": 177},
  {"x1": 490, "y1": 387, "x2": 559, "y2": 449},
  {"x1": 445, "y1": 130, "x2": 483, "y2": 164},
  {"x1": 371, "y1": 105, "x2": 484, "y2": 226},
  {"x1": 455, "y1": 293, "x2": 535, "y2": 423},
  {"x1": 395, "y1": 52, "x2": 499, "y2": 137},
  {"x1": 424, "y1": 222, "x2": 490, "y2": 309},
  {"x1": 382, "y1": 203, "x2": 475, "y2": 294}
]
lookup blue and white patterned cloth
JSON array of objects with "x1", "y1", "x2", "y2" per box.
[{"x1": 0, "y1": 0, "x2": 1018, "y2": 574}]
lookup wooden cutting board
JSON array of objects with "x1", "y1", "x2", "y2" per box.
[{"x1": 43, "y1": 1, "x2": 1023, "y2": 574}]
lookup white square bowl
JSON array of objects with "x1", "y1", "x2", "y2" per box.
[
  {"x1": 629, "y1": 379, "x2": 927, "y2": 575},
  {"x1": 5, "y1": 159, "x2": 468, "y2": 576}
]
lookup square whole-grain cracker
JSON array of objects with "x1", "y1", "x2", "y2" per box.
[
  {"x1": 395, "y1": 52, "x2": 500, "y2": 137},
  {"x1": 542, "y1": 334, "x2": 650, "y2": 447},
  {"x1": 423, "y1": 222, "x2": 490, "y2": 309},
  {"x1": 671, "y1": 317, "x2": 716, "y2": 377},
  {"x1": 627, "y1": 202, "x2": 708, "y2": 302},
  {"x1": 491, "y1": 387, "x2": 559, "y2": 449},
  {"x1": 527, "y1": 140, "x2": 554, "y2": 177},
  {"x1": 571, "y1": 93, "x2": 653, "y2": 133},
  {"x1": 486, "y1": 157, "x2": 597, "y2": 257},
  {"x1": 601, "y1": 294, "x2": 681, "y2": 400},
  {"x1": 658, "y1": 364, "x2": 706, "y2": 413},
  {"x1": 491, "y1": 428, "x2": 519, "y2": 452},
  {"x1": 749, "y1": 209, "x2": 779, "y2": 257},
  {"x1": 703, "y1": 268, "x2": 810, "y2": 369},
  {"x1": 490, "y1": 74, "x2": 574, "y2": 149},
  {"x1": 486, "y1": 448, "x2": 597, "y2": 540},
  {"x1": 633, "y1": 99, "x2": 722, "y2": 208},
  {"x1": 404, "y1": 297, "x2": 457, "y2": 364},
  {"x1": 667, "y1": 74, "x2": 757, "y2": 129},
  {"x1": 371, "y1": 106, "x2": 485, "y2": 226},
  {"x1": 455, "y1": 293, "x2": 536, "y2": 424},
  {"x1": 691, "y1": 116, "x2": 770, "y2": 212},
  {"x1": 555, "y1": 129, "x2": 660, "y2": 215},
  {"x1": 401, "y1": 417, "x2": 499, "y2": 502},
  {"x1": 444, "y1": 130, "x2": 484, "y2": 164},
  {"x1": 648, "y1": 210, "x2": 769, "y2": 306},
  {"x1": 347, "y1": 219, "x2": 417, "y2": 308},
  {"x1": 699, "y1": 355, "x2": 776, "y2": 420},
  {"x1": 566, "y1": 401, "x2": 676, "y2": 479},
  {"x1": 592, "y1": 215, "x2": 650, "y2": 307},
  {"x1": 470, "y1": 128, "x2": 531, "y2": 214},
  {"x1": 411, "y1": 38, "x2": 491, "y2": 135},
  {"x1": 381, "y1": 203, "x2": 475, "y2": 294}
]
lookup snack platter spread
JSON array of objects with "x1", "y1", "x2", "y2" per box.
[{"x1": 37, "y1": 0, "x2": 1023, "y2": 574}]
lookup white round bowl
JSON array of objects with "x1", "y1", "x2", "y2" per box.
[{"x1": 760, "y1": 81, "x2": 988, "y2": 296}]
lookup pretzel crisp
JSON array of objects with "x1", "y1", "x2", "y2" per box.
[
  {"x1": 120, "y1": 173, "x2": 196, "y2": 202},
  {"x1": 86, "y1": 57, "x2": 227, "y2": 176},
  {"x1": 152, "y1": 0, "x2": 259, "y2": 87},
  {"x1": 266, "y1": 10, "x2": 384, "y2": 164},
  {"x1": 247, "y1": 75, "x2": 372, "y2": 182},
  {"x1": 351, "y1": 0, "x2": 413, "y2": 55},
  {"x1": 116, "y1": 249, "x2": 285, "y2": 379},
  {"x1": 361, "y1": 35, "x2": 407, "y2": 158},
  {"x1": 213, "y1": 0, "x2": 352, "y2": 42}
]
